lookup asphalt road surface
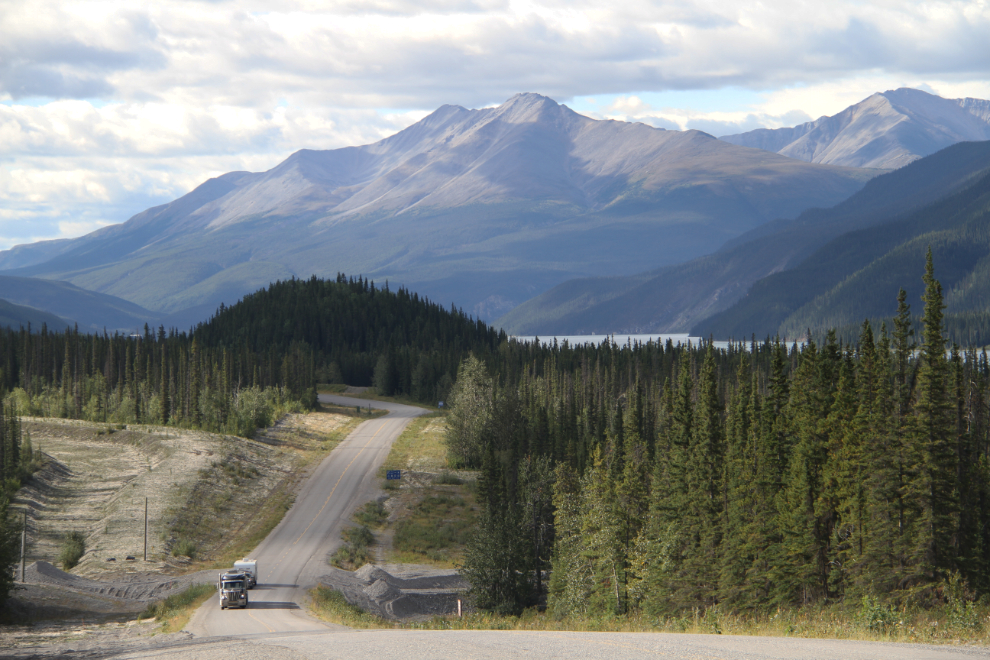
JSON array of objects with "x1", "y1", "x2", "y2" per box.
[
  {"x1": 173, "y1": 394, "x2": 990, "y2": 659},
  {"x1": 186, "y1": 394, "x2": 426, "y2": 637}
]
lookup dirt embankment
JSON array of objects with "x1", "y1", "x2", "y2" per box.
[
  {"x1": 13, "y1": 414, "x2": 355, "y2": 577},
  {"x1": 5, "y1": 413, "x2": 354, "y2": 613}
]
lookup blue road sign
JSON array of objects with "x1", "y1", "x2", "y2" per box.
[{"x1": 386, "y1": 470, "x2": 401, "y2": 480}]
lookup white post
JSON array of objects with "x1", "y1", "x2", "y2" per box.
[
  {"x1": 457, "y1": 598, "x2": 462, "y2": 618},
  {"x1": 20, "y1": 511, "x2": 27, "y2": 582}
]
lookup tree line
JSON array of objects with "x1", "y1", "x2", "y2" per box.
[
  {"x1": 455, "y1": 250, "x2": 990, "y2": 615},
  {"x1": 0, "y1": 275, "x2": 507, "y2": 438}
]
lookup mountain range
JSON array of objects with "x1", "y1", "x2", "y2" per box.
[
  {"x1": 498, "y1": 140, "x2": 990, "y2": 337},
  {"x1": 4, "y1": 88, "x2": 990, "y2": 338},
  {"x1": 0, "y1": 93, "x2": 874, "y2": 325},
  {"x1": 722, "y1": 88, "x2": 990, "y2": 169}
]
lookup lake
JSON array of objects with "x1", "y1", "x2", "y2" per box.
[{"x1": 512, "y1": 333, "x2": 735, "y2": 350}]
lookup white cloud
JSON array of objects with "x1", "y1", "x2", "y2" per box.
[{"x1": 1, "y1": 0, "x2": 990, "y2": 248}]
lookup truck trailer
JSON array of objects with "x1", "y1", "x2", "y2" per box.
[{"x1": 233, "y1": 559, "x2": 258, "y2": 588}]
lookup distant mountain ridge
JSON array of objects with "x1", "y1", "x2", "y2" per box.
[
  {"x1": 0, "y1": 93, "x2": 874, "y2": 324},
  {"x1": 497, "y1": 141, "x2": 990, "y2": 335},
  {"x1": 722, "y1": 88, "x2": 990, "y2": 169},
  {"x1": 0, "y1": 298, "x2": 71, "y2": 331},
  {"x1": 0, "y1": 275, "x2": 158, "y2": 332}
]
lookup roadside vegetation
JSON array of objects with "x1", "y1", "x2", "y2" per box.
[
  {"x1": 403, "y1": 596, "x2": 990, "y2": 644},
  {"x1": 310, "y1": 585, "x2": 392, "y2": 628},
  {"x1": 139, "y1": 583, "x2": 215, "y2": 632},
  {"x1": 372, "y1": 412, "x2": 478, "y2": 567},
  {"x1": 379, "y1": 412, "x2": 447, "y2": 476},
  {"x1": 58, "y1": 531, "x2": 86, "y2": 570},
  {"x1": 330, "y1": 526, "x2": 375, "y2": 569},
  {"x1": 391, "y1": 492, "x2": 475, "y2": 566}
]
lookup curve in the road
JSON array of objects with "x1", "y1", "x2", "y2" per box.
[{"x1": 186, "y1": 395, "x2": 427, "y2": 637}]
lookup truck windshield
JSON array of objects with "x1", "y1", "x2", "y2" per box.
[{"x1": 222, "y1": 581, "x2": 244, "y2": 590}]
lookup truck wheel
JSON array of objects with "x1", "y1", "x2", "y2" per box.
[{"x1": 244, "y1": 594, "x2": 249, "y2": 607}]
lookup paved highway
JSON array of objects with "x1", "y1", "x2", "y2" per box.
[{"x1": 186, "y1": 394, "x2": 427, "y2": 637}]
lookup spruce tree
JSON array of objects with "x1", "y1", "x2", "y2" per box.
[{"x1": 906, "y1": 247, "x2": 957, "y2": 584}]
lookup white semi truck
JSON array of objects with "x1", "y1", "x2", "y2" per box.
[
  {"x1": 218, "y1": 571, "x2": 249, "y2": 609},
  {"x1": 234, "y1": 559, "x2": 258, "y2": 588}
]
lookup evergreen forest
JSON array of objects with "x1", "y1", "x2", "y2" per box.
[{"x1": 455, "y1": 250, "x2": 990, "y2": 616}]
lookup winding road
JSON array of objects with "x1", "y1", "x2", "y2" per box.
[{"x1": 168, "y1": 395, "x2": 990, "y2": 660}]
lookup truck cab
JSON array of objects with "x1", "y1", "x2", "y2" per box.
[{"x1": 218, "y1": 572, "x2": 249, "y2": 609}]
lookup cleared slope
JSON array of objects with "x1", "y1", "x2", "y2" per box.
[
  {"x1": 1, "y1": 94, "x2": 875, "y2": 322},
  {"x1": 498, "y1": 141, "x2": 990, "y2": 335},
  {"x1": 722, "y1": 88, "x2": 990, "y2": 169}
]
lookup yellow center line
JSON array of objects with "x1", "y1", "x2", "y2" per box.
[
  {"x1": 292, "y1": 422, "x2": 386, "y2": 545},
  {"x1": 247, "y1": 610, "x2": 275, "y2": 633}
]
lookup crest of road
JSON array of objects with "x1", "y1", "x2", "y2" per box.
[{"x1": 187, "y1": 394, "x2": 425, "y2": 636}]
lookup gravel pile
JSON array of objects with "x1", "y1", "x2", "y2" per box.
[{"x1": 319, "y1": 563, "x2": 467, "y2": 621}]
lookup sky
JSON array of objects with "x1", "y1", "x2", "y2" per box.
[{"x1": 2, "y1": 0, "x2": 990, "y2": 251}]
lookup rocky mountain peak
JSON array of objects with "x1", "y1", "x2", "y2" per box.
[{"x1": 721, "y1": 88, "x2": 990, "y2": 169}]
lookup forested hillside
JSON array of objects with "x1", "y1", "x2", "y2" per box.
[
  {"x1": 457, "y1": 252, "x2": 990, "y2": 616},
  {"x1": 0, "y1": 275, "x2": 504, "y2": 447},
  {"x1": 699, "y1": 157, "x2": 990, "y2": 344},
  {"x1": 193, "y1": 274, "x2": 504, "y2": 399}
]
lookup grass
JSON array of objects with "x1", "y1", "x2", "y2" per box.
[
  {"x1": 390, "y1": 490, "x2": 476, "y2": 566},
  {"x1": 309, "y1": 580, "x2": 990, "y2": 642},
  {"x1": 330, "y1": 525, "x2": 376, "y2": 569},
  {"x1": 139, "y1": 583, "x2": 216, "y2": 632},
  {"x1": 171, "y1": 539, "x2": 196, "y2": 559},
  {"x1": 373, "y1": 411, "x2": 477, "y2": 567},
  {"x1": 353, "y1": 500, "x2": 388, "y2": 528},
  {"x1": 310, "y1": 585, "x2": 393, "y2": 629},
  {"x1": 379, "y1": 412, "x2": 448, "y2": 476},
  {"x1": 376, "y1": 587, "x2": 990, "y2": 646},
  {"x1": 392, "y1": 601, "x2": 990, "y2": 643}
]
